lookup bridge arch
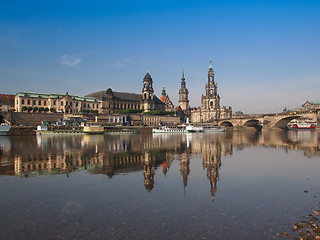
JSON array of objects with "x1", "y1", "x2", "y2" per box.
[
  {"x1": 275, "y1": 116, "x2": 302, "y2": 130},
  {"x1": 244, "y1": 119, "x2": 260, "y2": 127},
  {"x1": 219, "y1": 121, "x2": 233, "y2": 127}
]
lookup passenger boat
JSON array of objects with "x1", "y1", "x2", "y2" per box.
[
  {"x1": 36, "y1": 120, "x2": 84, "y2": 135},
  {"x1": 0, "y1": 119, "x2": 11, "y2": 136},
  {"x1": 152, "y1": 126, "x2": 186, "y2": 133},
  {"x1": 202, "y1": 126, "x2": 226, "y2": 132},
  {"x1": 185, "y1": 125, "x2": 204, "y2": 133},
  {"x1": 287, "y1": 120, "x2": 317, "y2": 130}
]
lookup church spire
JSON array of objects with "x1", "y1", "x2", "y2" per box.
[
  {"x1": 182, "y1": 66, "x2": 185, "y2": 80},
  {"x1": 209, "y1": 58, "x2": 213, "y2": 71}
]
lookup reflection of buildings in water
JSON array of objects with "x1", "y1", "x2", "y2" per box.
[
  {"x1": 192, "y1": 134, "x2": 225, "y2": 202},
  {"x1": 2, "y1": 131, "x2": 320, "y2": 193},
  {"x1": 143, "y1": 152, "x2": 155, "y2": 193},
  {"x1": 287, "y1": 130, "x2": 320, "y2": 158},
  {"x1": 179, "y1": 152, "x2": 190, "y2": 189},
  {"x1": 287, "y1": 130, "x2": 317, "y2": 144},
  {"x1": 161, "y1": 154, "x2": 174, "y2": 177}
]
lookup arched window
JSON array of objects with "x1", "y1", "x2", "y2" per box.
[
  {"x1": 144, "y1": 93, "x2": 147, "y2": 99},
  {"x1": 210, "y1": 101, "x2": 213, "y2": 107}
]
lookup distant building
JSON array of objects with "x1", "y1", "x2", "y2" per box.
[
  {"x1": 86, "y1": 71, "x2": 167, "y2": 114},
  {"x1": 15, "y1": 92, "x2": 101, "y2": 114},
  {"x1": 159, "y1": 87, "x2": 175, "y2": 112},
  {"x1": 302, "y1": 101, "x2": 320, "y2": 110},
  {"x1": 191, "y1": 60, "x2": 232, "y2": 123},
  {"x1": 0, "y1": 94, "x2": 15, "y2": 112}
]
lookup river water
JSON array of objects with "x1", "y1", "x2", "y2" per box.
[{"x1": 0, "y1": 130, "x2": 319, "y2": 240}]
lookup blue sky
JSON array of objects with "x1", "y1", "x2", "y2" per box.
[{"x1": 1, "y1": 0, "x2": 319, "y2": 113}]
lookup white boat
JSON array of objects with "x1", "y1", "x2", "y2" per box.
[
  {"x1": 287, "y1": 120, "x2": 317, "y2": 130},
  {"x1": 36, "y1": 120, "x2": 83, "y2": 135},
  {"x1": 0, "y1": 119, "x2": 11, "y2": 136},
  {"x1": 152, "y1": 126, "x2": 186, "y2": 133},
  {"x1": 203, "y1": 126, "x2": 226, "y2": 132},
  {"x1": 185, "y1": 125, "x2": 204, "y2": 133}
]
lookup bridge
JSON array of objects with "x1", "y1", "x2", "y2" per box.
[
  {"x1": 217, "y1": 110, "x2": 319, "y2": 130},
  {"x1": 1, "y1": 109, "x2": 319, "y2": 130}
]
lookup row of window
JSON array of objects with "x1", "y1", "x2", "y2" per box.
[
  {"x1": 19, "y1": 99, "x2": 99, "y2": 108},
  {"x1": 112, "y1": 103, "x2": 140, "y2": 109}
]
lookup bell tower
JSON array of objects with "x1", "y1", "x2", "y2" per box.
[
  {"x1": 141, "y1": 71, "x2": 154, "y2": 112},
  {"x1": 179, "y1": 68, "x2": 189, "y2": 113},
  {"x1": 202, "y1": 59, "x2": 220, "y2": 111}
]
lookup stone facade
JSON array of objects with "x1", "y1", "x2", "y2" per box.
[
  {"x1": 86, "y1": 71, "x2": 166, "y2": 114},
  {"x1": 191, "y1": 60, "x2": 232, "y2": 123},
  {"x1": 159, "y1": 87, "x2": 175, "y2": 112},
  {"x1": 0, "y1": 94, "x2": 15, "y2": 112},
  {"x1": 15, "y1": 92, "x2": 101, "y2": 114},
  {"x1": 302, "y1": 101, "x2": 320, "y2": 110}
]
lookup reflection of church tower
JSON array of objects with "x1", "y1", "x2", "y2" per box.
[
  {"x1": 201, "y1": 59, "x2": 221, "y2": 119},
  {"x1": 202, "y1": 140, "x2": 222, "y2": 203},
  {"x1": 179, "y1": 68, "x2": 190, "y2": 114},
  {"x1": 207, "y1": 153, "x2": 221, "y2": 203},
  {"x1": 180, "y1": 153, "x2": 190, "y2": 190},
  {"x1": 143, "y1": 153, "x2": 155, "y2": 193},
  {"x1": 141, "y1": 71, "x2": 155, "y2": 112}
]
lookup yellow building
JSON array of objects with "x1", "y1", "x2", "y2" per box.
[{"x1": 15, "y1": 92, "x2": 101, "y2": 114}]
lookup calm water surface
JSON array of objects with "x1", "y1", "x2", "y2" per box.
[{"x1": 0, "y1": 130, "x2": 320, "y2": 240}]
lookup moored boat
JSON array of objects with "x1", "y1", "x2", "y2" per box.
[
  {"x1": 185, "y1": 125, "x2": 204, "y2": 133},
  {"x1": 287, "y1": 120, "x2": 317, "y2": 130},
  {"x1": 0, "y1": 119, "x2": 11, "y2": 136},
  {"x1": 36, "y1": 120, "x2": 84, "y2": 135},
  {"x1": 202, "y1": 126, "x2": 226, "y2": 132},
  {"x1": 152, "y1": 126, "x2": 186, "y2": 133}
]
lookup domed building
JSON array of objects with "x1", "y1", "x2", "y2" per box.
[{"x1": 86, "y1": 71, "x2": 166, "y2": 114}]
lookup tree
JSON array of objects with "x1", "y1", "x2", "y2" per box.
[
  {"x1": 33, "y1": 107, "x2": 38, "y2": 112},
  {"x1": 28, "y1": 107, "x2": 33, "y2": 112},
  {"x1": 44, "y1": 107, "x2": 49, "y2": 112},
  {"x1": 39, "y1": 107, "x2": 44, "y2": 112},
  {"x1": 22, "y1": 106, "x2": 27, "y2": 112},
  {"x1": 50, "y1": 108, "x2": 55, "y2": 113}
]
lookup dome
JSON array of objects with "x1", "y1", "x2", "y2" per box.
[{"x1": 143, "y1": 71, "x2": 152, "y2": 81}]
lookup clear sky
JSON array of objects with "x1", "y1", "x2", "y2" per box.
[{"x1": 1, "y1": 0, "x2": 319, "y2": 114}]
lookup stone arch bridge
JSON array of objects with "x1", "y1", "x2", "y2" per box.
[{"x1": 216, "y1": 111, "x2": 318, "y2": 130}]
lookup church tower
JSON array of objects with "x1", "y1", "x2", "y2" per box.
[
  {"x1": 141, "y1": 71, "x2": 155, "y2": 112},
  {"x1": 179, "y1": 68, "x2": 189, "y2": 113},
  {"x1": 201, "y1": 59, "x2": 221, "y2": 116}
]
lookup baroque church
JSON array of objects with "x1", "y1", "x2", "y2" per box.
[{"x1": 190, "y1": 60, "x2": 232, "y2": 123}]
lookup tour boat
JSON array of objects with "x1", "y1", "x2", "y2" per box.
[
  {"x1": 152, "y1": 126, "x2": 186, "y2": 133},
  {"x1": 202, "y1": 126, "x2": 226, "y2": 132},
  {"x1": 185, "y1": 125, "x2": 204, "y2": 133},
  {"x1": 36, "y1": 120, "x2": 84, "y2": 135},
  {"x1": 0, "y1": 119, "x2": 11, "y2": 136},
  {"x1": 287, "y1": 120, "x2": 317, "y2": 130}
]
